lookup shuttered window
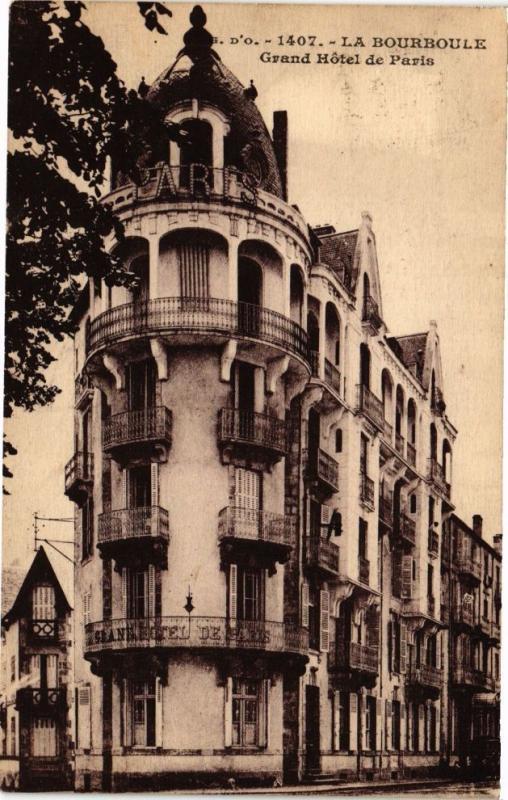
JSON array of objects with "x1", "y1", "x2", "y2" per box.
[
  {"x1": 32, "y1": 585, "x2": 56, "y2": 621},
  {"x1": 77, "y1": 686, "x2": 91, "y2": 750},
  {"x1": 132, "y1": 679, "x2": 156, "y2": 747},
  {"x1": 231, "y1": 679, "x2": 263, "y2": 748},
  {"x1": 178, "y1": 242, "x2": 210, "y2": 300},
  {"x1": 32, "y1": 718, "x2": 57, "y2": 757}
]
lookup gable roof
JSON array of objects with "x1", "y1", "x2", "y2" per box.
[
  {"x1": 388, "y1": 332, "x2": 429, "y2": 384},
  {"x1": 2, "y1": 547, "x2": 71, "y2": 629},
  {"x1": 317, "y1": 229, "x2": 358, "y2": 294}
]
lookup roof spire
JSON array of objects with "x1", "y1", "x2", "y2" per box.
[{"x1": 181, "y1": 5, "x2": 216, "y2": 63}]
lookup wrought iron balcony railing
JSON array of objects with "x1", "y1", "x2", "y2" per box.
[
  {"x1": 306, "y1": 535, "x2": 340, "y2": 577},
  {"x1": 85, "y1": 616, "x2": 309, "y2": 656},
  {"x1": 64, "y1": 451, "x2": 94, "y2": 501},
  {"x1": 357, "y1": 384, "x2": 385, "y2": 430},
  {"x1": 218, "y1": 506, "x2": 295, "y2": 549},
  {"x1": 86, "y1": 297, "x2": 309, "y2": 363},
  {"x1": 379, "y1": 493, "x2": 393, "y2": 528},
  {"x1": 362, "y1": 296, "x2": 383, "y2": 330},
  {"x1": 102, "y1": 406, "x2": 172, "y2": 455},
  {"x1": 27, "y1": 619, "x2": 58, "y2": 643},
  {"x1": 15, "y1": 688, "x2": 66, "y2": 714},
  {"x1": 359, "y1": 556, "x2": 370, "y2": 584},
  {"x1": 406, "y1": 442, "x2": 417, "y2": 468},
  {"x1": 455, "y1": 554, "x2": 482, "y2": 582},
  {"x1": 427, "y1": 458, "x2": 451, "y2": 500},
  {"x1": 360, "y1": 472, "x2": 375, "y2": 510},
  {"x1": 452, "y1": 662, "x2": 492, "y2": 690},
  {"x1": 408, "y1": 664, "x2": 443, "y2": 690},
  {"x1": 74, "y1": 371, "x2": 94, "y2": 407},
  {"x1": 428, "y1": 530, "x2": 439, "y2": 556},
  {"x1": 98, "y1": 506, "x2": 170, "y2": 546},
  {"x1": 218, "y1": 408, "x2": 288, "y2": 458},
  {"x1": 398, "y1": 513, "x2": 416, "y2": 547},
  {"x1": 452, "y1": 602, "x2": 474, "y2": 627},
  {"x1": 324, "y1": 359, "x2": 341, "y2": 394},
  {"x1": 309, "y1": 350, "x2": 320, "y2": 377},
  {"x1": 308, "y1": 448, "x2": 339, "y2": 493},
  {"x1": 330, "y1": 641, "x2": 379, "y2": 674}
]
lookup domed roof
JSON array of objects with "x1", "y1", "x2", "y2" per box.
[{"x1": 145, "y1": 7, "x2": 283, "y2": 198}]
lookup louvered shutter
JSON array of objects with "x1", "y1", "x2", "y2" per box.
[
  {"x1": 235, "y1": 468, "x2": 260, "y2": 536},
  {"x1": 259, "y1": 680, "x2": 269, "y2": 748},
  {"x1": 436, "y1": 631, "x2": 442, "y2": 669},
  {"x1": 400, "y1": 703, "x2": 406, "y2": 750},
  {"x1": 376, "y1": 698, "x2": 382, "y2": 751},
  {"x1": 151, "y1": 463, "x2": 159, "y2": 507},
  {"x1": 332, "y1": 691, "x2": 341, "y2": 751},
  {"x1": 320, "y1": 590, "x2": 330, "y2": 652},
  {"x1": 367, "y1": 607, "x2": 380, "y2": 649},
  {"x1": 435, "y1": 701, "x2": 441, "y2": 753},
  {"x1": 148, "y1": 565, "x2": 156, "y2": 617},
  {"x1": 78, "y1": 686, "x2": 91, "y2": 750},
  {"x1": 387, "y1": 620, "x2": 393, "y2": 672},
  {"x1": 418, "y1": 705, "x2": 425, "y2": 752},
  {"x1": 122, "y1": 469, "x2": 128, "y2": 508},
  {"x1": 400, "y1": 620, "x2": 407, "y2": 673},
  {"x1": 386, "y1": 700, "x2": 392, "y2": 750},
  {"x1": 401, "y1": 555, "x2": 413, "y2": 599},
  {"x1": 229, "y1": 565, "x2": 237, "y2": 623},
  {"x1": 302, "y1": 581, "x2": 309, "y2": 628},
  {"x1": 321, "y1": 504, "x2": 332, "y2": 526},
  {"x1": 349, "y1": 692, "x2": 358, "y2": 752},
  {"x1": 392, "y1": 549, "x2": 402, "y2": 597},
  {"x1": 407, "y1": 704, "x2": 413, "y2": 751},
  {"x1": 122, "y1": 679, "x2": 131, "y2": 747},
  {"x1": 224, "y1": 677, "x2": 233, "y2": 747},
  {"x1": 155, "y1": 676, "x2": 163, "y2": 747},
  {"x1": 121, "y1": 569, "x2": 128, "y2": 619}
]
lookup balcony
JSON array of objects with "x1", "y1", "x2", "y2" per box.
[
  {"x1": 397, "y1": 513, "x2": 416, "y2": 547},
  {"x1": 309, "y1": 350, "x2": 320, "y2": 378},
  {"x1": 359, "y1": 556, "x2": 370, "y2": 585},
  {"x1": 431, "y1": 386, "x2": 446, "y2": 416},
  {"x1": 452, "y1": 663, "x2": 493, "y2": 692},
  {"x1": 428, "y1": 530, "x2": 439, "y2": 557},
  {"x1": 395, "y1": 432, "x2": 405, "y2": 457},
  {"x1": 408, "y1": 664, "x2": 443, "y2": 692},
  {"x1": 15, "y1": 688, "x2": 66, "y2": 715},
  {"x1": 26, "y1": 619, "x2": 59, "y2": 645},
  {"x1": 64, "y1": 451, "x2": 93, "y2": 504},
  {"x1": 218, "y1": 506, "x2": 294, "y2": 566},
  {"x1": 74, "y1": 371, "x2": 94, "y2": 408},
  {"x1": 307, "y1": 448, "x2": 339, "y2": 494},
  {"x1": 427, "y1": 458, "x2": 451, "y2": 500},
  {"x1": 360, "y1": 472, "x2": 375, "y2": 511},
  {"x1": 84, "y1": 617, "x2": 309, "y2": 658},
  {"x1": 452, "y1": 602, "x2": 474, "y2": 628},
  {"x1": 362, "y1": 295, "x2": 383, "y2": 332},
  {"x1": 330, "y1": 641, "x2": 379, "y2": 676},
  {"x1": 406, "y1": 442, "x2": 417, "y2": 468},
  {"x1": 86, "y1": 297, "x2": 310, "y2": 365},
  {"x1": 324, "y1": 359, "x2": 341, "y2": 395},
  {"x1": 357, "y1": 385, "x2": 385, "y2": 431},
  {"x1": 379, "y1": 492, "x2": 393, "y2": 530},
  {"x1": 218, "y1": 408, "x2": 288, "y2": 464},
  {"x1": 102, "y1": 406, "x2": 172, "y2": 463},
  {"x1": 455, "y1": 554, "x2": 482, "y2": 583},
  {"x1": 305, "y1": 534, "x2": 340, "y2": 579},
  {"x1": 490, "y1": 620, "x2": 501, "y2": 642},
  {"x1": 97, "y1": 506, "x2": 170, "y2": 569}
]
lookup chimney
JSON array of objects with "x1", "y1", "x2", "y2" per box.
[
  {"x1": 493, "y1": 534, "x2": 502, "y2": 556},
  {"x1": 472, "y1": 514, "x2": 483, "y2": 539},
  {"x1": 273, "y1": 111, "x2": 288, "y2": 202}
]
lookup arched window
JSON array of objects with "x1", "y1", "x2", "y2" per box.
[
  {"x1": 442, "y1": 439, "x2": 452, "y2": 483},
  {"x1": 335, "y1": 428, "x2": 343, "y2": 453},
  {"x1": 360, "y1": 344, "x2": 370, "y2": 389},
  {"x1": 362, "y1": 273, "x2": 370, "y2": 319},
  {"x1": 381, "y1": 370, "x2": 394, "y2": 434},
  {"x1": 307, "y1": 311, "x2": 320, "y2": 354},
  {"x1": 325, "y1": 303, "x2": 341, "y2": 367},
  {"x1": 179, "y1": 119, "x2": 213, "y2": 169},
  {"x1": 430, "y1": 423, "x2": 437, "y2": 462},
  {"x1": 289, "y1": 265, "x2": 304, "y2": 326},
  {"x1": 407, "y1": 399, "x2": 416, "y2": 444}
]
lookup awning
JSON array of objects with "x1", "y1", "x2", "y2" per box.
[{"x1": 472, "y1": 692, "x2": 500, "y2": 706}]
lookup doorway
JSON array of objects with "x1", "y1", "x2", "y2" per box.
[{"x1": 305, "y1": 684, "x2": 320, "y2": 773}]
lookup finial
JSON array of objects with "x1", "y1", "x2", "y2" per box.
[
  {"x1": 244, "y1": 79, "x2": 258, "y2": 102},
  {"x1": 182, "y1": 5, "x2": 215, "y2": 63},
  {"x1": 138, "y1": 76, "x2": 149, "y2": 98}
]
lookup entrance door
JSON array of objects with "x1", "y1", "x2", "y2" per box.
[
  {"x1": 305, "y1": 685, "x2": 320, "y2": 773},
  {"x1": 32, "y1": 718, "x2": 57, "y2": 757}
]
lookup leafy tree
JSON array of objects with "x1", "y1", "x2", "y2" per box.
[{"x1": 5, "y1": 1, "x2": 174, "y2": 486}]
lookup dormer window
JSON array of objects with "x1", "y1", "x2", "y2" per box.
[
  {"x1": 32, "y1": 585, "x2": 55, "y2": 621},
  {"x1": 179, "y1": 119, "x2": 213, "y2": 170}
]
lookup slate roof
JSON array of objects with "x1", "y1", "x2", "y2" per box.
[
  {"x1": 2, "y1": 547, "x2": 72, "y2": 628},
  {"x1": 315, "y1": 229, "x2": 358, "y2": 293},
  {"x1": 387, "y1": 332, "x2": 428, "y2": 384},
  {"x1": 1, "y1": 566, "x2": 25, "y2": 620}
]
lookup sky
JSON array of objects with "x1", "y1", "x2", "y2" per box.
[{"x1": 3, "y1": 2, "x2": 505, "y2": 569}]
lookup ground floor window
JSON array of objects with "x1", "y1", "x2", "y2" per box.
[
  {"x1": 365, "y1": 696, "x2": 376, "y2": 751},
  {"x1": 392, "y1": 700, "x2": 401, "y2": 750},
  {"x1": 339, "y1": 691, "x2": 350, "y2": 751},
  {"x1": 132, "y1": 680, "x2": 156, "y2": 747},
  {"x1": 232, "y1": 679, "x2": 261, "y2": 747},
  {"x1": 32, "y1": 718, "x2": 57, "y2": 757}
]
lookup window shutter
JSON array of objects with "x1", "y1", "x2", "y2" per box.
[
  {"x1": 401, "y1": 555, "x2": 413, "y2": 599},
  {"x1": 387, "y1": 620, "x2": 393, "y2": 672},
  {"x1": 320, "y1": 590, "x2": 330, "y2": 652},
  {"x1": 376, "y1": 698, "x2": 382, "y2": 751},
  {"x1": 121, "y1": 568, "x2": 128, "y2": 619},
  {"x1": 400, "y1": 620, "x2": 407, "y2": 673},
  {"x1": 436, "y1": 631, "x2": 442, "y2": 669},
  {"x1": 321, "y1": 504, "x2": 332, "y2": 526},
  {"x1": 349, "y1": 692, "x2": 358, "y2": 752},
  {"x1": 259, "y1": 680, "x2": 269, "y2": 748},
  {"x1": 122, "y1": 679, "x2": 131, "y2": 747},
  {"x1": 78, "y1": 686, "x2": 91, "y2": 750},
  {"x1": 151, "y1": 463, "x2": 159, "y2": 507},
  {"x1": 385, "y1": 700, "x2": 392, "y2": 750},
  {"x1": 435, "y1": 701, "x2": 441, "y2": 753},
  {"x1": 302, "y1": 581, "x2": 309, "y2": 628},
  {"x1": 224, "y1": 677, "x2": 233, "y2": 747},
  {"x1": 332, "y1": 691, "x2": 341, "y2": 752},
  {"x1": 155, "y1": 676, "x2": 163, "y2": 747},
  {"x1": 148, "y1": 564, "x2": 156, "y2": 617},
  {"x1": 229, "y1": 564, "x2": 237, "y2": 622},
  {"x1": 418, "y1": 704, "x2": 425, "y2": 752},
  {"x1": 392, "y1": 549, "x2": 402, "y2": 597},
  {"x1": 400, "y1": 703, "x2": 406, "y2": 750},
  {"x1": 407, "y1": 704, "x2": 413, "y2": 751},
  {"x1": 122, "y1": 468, "x2": 128, "y2": 508}
]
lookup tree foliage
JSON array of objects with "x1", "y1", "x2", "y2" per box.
[{"x1": 5, "y1": 1, "x2": 173, "y2": 484}]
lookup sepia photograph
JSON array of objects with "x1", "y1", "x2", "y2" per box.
[{"x1": 1, "y1": 0, "x2": 505, "y2": 794}]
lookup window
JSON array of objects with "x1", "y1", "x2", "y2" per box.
[
  {"x1": 339, "y1": 691, "x2": 350, "y2": 751},
  {"x1": 428, "y1": 705, "x2": 437, "y2": 752},
  {"x1": 127, "y1": 360, "x2": 156, "y2": 412},
  {"x1": 410, "y1": 494, "x2": 417, "y2": 514},
  {"x1": 392, "y1": 700, "x2": 401, "y2": 750},
  {"x1": 10, "y1": 717, "x2": 16, "y2": 757},
  {"x1": 359, "y1": 519, "x2": 368, "y2": 560},
  {"x1": 360, "y1": 434, "x2": 368, "y2": 475},
  {"x1": 412, "y1": 703, "x2": 419, "y2": 752},
  {"x1": 129, "y1": 570, "x2": 148, "y2": 619},
  {"x1": 132, "y1": 680, "x2": 156, "y2": 747},
  {"x1": 82, "y1": 496, "x2": 94, "y2": 560},
  {"x1": 32, "y1": 718, "x2": 57, "y2": 757},
  {"x1": 238, "y1": 569, "x2": 264, "y2": 621},
  {"x1": 128, "y1": 465, "x2": 151, "y2": 508},
  {"x1": 389, "y1": 614, "x2": 401, "y2": 673},
  {"x1": 483, "y1": 595, "x2": 489, "y2": 619},
  {"x1": 365, "y1": 696, "x2": 376, "y2": 751},
  {"x1": 32, "y1": 585, "x2": 55, "y2": 620},
  {"x1": 427, "y1": 564, "x2": 434, "y2": 599},
  {"x1": 178, "y1": 242, "x2": 210, "y2": 300},
  {"x1": 335, "y1": 428, "x2": 343, "y2": 453},
  {"x1": 308, "y1": 585, "x2": 319, "y2": 650},
  {"x1": 10, "y1": 656, "x2": 15, "y2": 683},
  {"x1": 232, "y1": 679, "x2": 261, "y2": 748},
  {"x1": 428, "y1": 496, "x2": 435, "y2": 527}
]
